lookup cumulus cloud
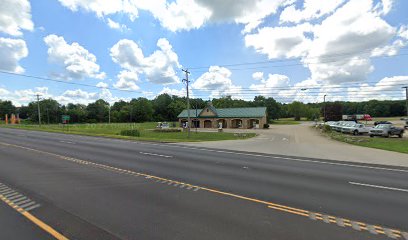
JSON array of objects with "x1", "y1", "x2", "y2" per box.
[
  {"x1": 245, "y1": 0, "x2": 398, "y2": 85},
  {"x1": 57, "y1": 0, "x2": 294, "y2": 32},
  {"x1": 249, "y1": 72, "x2": 290, "y2": 96},
  {"x1": 159, "y1": 87, "x2": 189, "y2": 97},
  {"x1": 0, "y1": 38, "x2": 28, "y2": 73},
  {"x1": 57, "y1": 0, "x2": 138, "y2": 21},
  {"x1": 192, "y1": 66, "x2": 242, "y2": 99},
  {"x1": 113, "y1": 70, "x2": 140, "y2": 91},
  {"x1": 280, "y1": 0, "x2": 345, "y2": 24},
  {"x1": 96, "y1": 82, "x2": 108, "y2": 88},
  {"x1": 44, "y1": 34, "x2": 106, "y2": 80},
  {"x1": 0, "y1": 0, "x2": 33, "y2": 36},
  {"x1": 106, "y1": 18, "x2": 130, "y2": 32},
  {"x1": 110, "y1": 38, "x2": 180, "y2": 85}
]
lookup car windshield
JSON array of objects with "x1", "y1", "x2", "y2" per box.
[{"x1": 375, "y1": 124, "x2": 390, "y2": 129}]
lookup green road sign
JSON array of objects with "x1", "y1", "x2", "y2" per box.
[{"x1": 62, "y1": 115, "x2": 70, "y2": 121}]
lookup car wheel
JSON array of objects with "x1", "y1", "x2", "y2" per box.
[
  {"x1": 353, "y1": 130, "x2": 358, "y2": 136},
  {"x1": 370, "y1": 135, "x2": 374, "y2": 138},
  {"x1": 398, "y1": 133, "x2": 403, "y2": 138},
  {"x1": 386, "y1": 133, "x2": 391, "y2": 138}
]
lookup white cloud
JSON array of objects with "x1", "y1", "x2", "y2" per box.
[
  {"x1": 110, "y1": 38, "x2": 181, "y2": 85},
  {"x1": 250, "y1": 72, "x2": 290, "y2": 97},
  {"x1": 245, "y1": 0, "x2": 398, "y2": 85},
  {"x1": 192, "y1": 66, "x2": 242, "y2": 99},
  {"x1": 57, "y1": 0, "x2": 138, "y2": 21},
  {"x1": 96, "y1": 82, "x2": 108, "y2": 88},
  {"x1": 280, "y1": 0, "x2": 345, "y2": 24},
  {"x1": 113, "y1": 70, "x2": 140, "y2": 91},
  {"x1": 0, "y1": 38, "x2": 28, "y2": 73},
  {"x1": 245, "y1": 23, "x2": 313, "y2": 59},
  {"x1": 63, "y1": 89, "x2": 97, "y2": 99},
  {"x1": 57, "y1": 0, "x2": 294, "y2": 32},
  {"x1": 0, "y1": 0, "x2": 33, "y2": 36},
  {"x1": 159, "y1": 87, "x2": 188, "y2": 97},
  {"x1": 44, "y1": 34, "x2": 106, "y2": 80},
  {"x1": 106, "y1": 18, "x2": 130, "y2": 32}
]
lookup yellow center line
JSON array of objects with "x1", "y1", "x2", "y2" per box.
[
  {"x1": 0, "y1": 141, "x2": 405, "y2": 239},
  {"x1": 0, "y1": 194, "x2": 68, "y2": 240}
]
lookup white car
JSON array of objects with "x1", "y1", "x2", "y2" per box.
[
  {"x1": 340, "y1": 122, "x2": 357, "y2": 133},
  {"x1": 342, "y1": 123, "x2": 371, "y2": 135}
]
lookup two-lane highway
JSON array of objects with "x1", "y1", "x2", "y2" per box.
[{"x1": 0, "y1": 127, "x2": 407, "y2": 239}]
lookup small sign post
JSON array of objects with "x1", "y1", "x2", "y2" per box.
[{"x1": 61, "y1": 115, "x2": 70, "y2": 131}]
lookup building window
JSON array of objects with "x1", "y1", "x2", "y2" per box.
[{"x1": 206, "y1": 109, "x2": 209, "y2": 112}]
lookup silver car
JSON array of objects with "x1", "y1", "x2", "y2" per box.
[{"x1": 342, "y1": 123, "x2": 370, "y2": 135}]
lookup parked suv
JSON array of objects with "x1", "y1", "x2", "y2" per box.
[
  {"x1": 369, "y1": 124, "x2": 404, "y2": 138},
  {"x1": 342, "y1": 123, "x2": 371, "y2": 135}
]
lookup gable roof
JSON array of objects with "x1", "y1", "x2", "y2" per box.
[{"x1": 178, "y1": 107, "x2": 267, "y2": 118}]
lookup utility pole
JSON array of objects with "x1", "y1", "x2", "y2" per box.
[
  {"x1": 108, "y1": 103, "x2": 111, "y2": 124},
  {"x1": 323, "y1": 94, "x2": 327, "y2": 122},
  {"x1": 403, "y1": 87, "x2": 408, "y2": 117},
  {"x1": 36, "y1": 94, "x2": 41, "y2": 126},
  {"x1": 182, "y1": 69, "x2": 191, "y2": 138}
]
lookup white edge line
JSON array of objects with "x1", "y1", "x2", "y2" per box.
[
  {"x1": 139, "y1": 152, "x2": 172, "y2": 158},
  {"x1": 6, "y1": 129, "x2": 408, "y2": 173},
  {"x1": 349, "y1": 181, "x2": 408, "y2": 193}
]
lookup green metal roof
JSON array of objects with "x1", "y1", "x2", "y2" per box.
[{"x1": 178, "y1": 107, "x2": 267, "y2": 118}]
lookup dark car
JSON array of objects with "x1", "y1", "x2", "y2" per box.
[
  {"x1": 405, "y1": 120, "x2": 408, "y2": 130},
  {"x1": 374, "y1": 121, "x2": 392, "y2": 126},
  {"x1": 369, "y1": 124, "x2": 404, "y2": 138}
]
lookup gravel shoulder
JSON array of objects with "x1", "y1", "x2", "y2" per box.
[{"x1": 181, "y1": 123, "x2": 408, "y2": 167}]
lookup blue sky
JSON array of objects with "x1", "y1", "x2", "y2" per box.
[{"x1": 0, "y1": 0, "x2": 408, "y2": 106}]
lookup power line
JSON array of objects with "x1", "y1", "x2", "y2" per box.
[{"x1": 188, "y1": 48, "x2": 408, "y2": 71}]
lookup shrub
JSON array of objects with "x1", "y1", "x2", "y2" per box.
[
  {"x1": 120, "y1": 129, "x2": 141, "y2": 137},
  {"x1": 263, "y1": 123, "x2": 270, "y2": 129},
  {"x1": 153, "y1": 128, "x2": 182, "y2": 133},
  {"x1": 322, "y1": 125, "x2": 332, "y2": 133}
]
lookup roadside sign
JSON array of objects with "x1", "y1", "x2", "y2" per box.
[{"x1": 62, "y1": 115, "x2": 70, "y2": 124}]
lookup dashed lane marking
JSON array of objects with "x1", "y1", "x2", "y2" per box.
[
  {"x1": 0, "y1": 182, "x2": 68, "y2": 240},
  {"x1": 0, "y1": 141, "x2": 406, "y2": 239},
  {"x1": 349, "y1": 181, "x2": 408, "y2": 193},
  {"x1": 139, "y1": 152, "x2": 172, "y2": 158}
]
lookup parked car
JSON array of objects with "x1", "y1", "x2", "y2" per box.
[
  {"x1": 374, "y1": 121, "x2": 392, "y2": 126},
  {"x1": 333, "y1": 121, "x2": 354, "y2": 132},
  {"x1": 340, "y1": 122, "x2": 356, "y2": 133},
  {"x1": 342, "y1": 123, "x2": 371, "y2": 135},
  {"x1": 369, "y1": 124, "x2": 404, "y2": 138}
]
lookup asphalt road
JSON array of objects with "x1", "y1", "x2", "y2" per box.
[{"x1": 0, "y1": 127, "x2": 407, "y2": 240}]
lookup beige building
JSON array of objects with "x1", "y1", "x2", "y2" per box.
[{"x1": 178, "y1": 104, "x2": 267, "y2": 129}]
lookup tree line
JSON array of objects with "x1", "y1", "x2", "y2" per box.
[{"x1": 0, "y1": 95, "x2": 406, "y2": 124}]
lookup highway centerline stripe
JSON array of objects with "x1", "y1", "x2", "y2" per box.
[
  {"x1": 349, "y1": 181, "x2": 408, "y2": 193},
  {"x1": 0, "y1": 183, "x2": 68, "y2": 240},
  {"x1": 139, "y1": 152, "x2": 173, "y2": 158},
  {"x1": 0, "y1": 141, "x2": 406, "y2": 239}
]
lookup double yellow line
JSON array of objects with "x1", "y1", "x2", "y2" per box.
[
  {"x1": 0, "y1": 193, "x2": 68, "y2": 240},
  {"x1": 0, "y1": 141, "x2": 405, "y2": 239}
]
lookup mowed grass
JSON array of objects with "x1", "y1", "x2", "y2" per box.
[
  {"x1": 1, "y1": 123, "x2": 256, "y2": 142},
  {"x1": 327, "y1": 130, "x2": 408, "y2": 154},
  {"x1": 270, "y1": 119, "x2": 301, "y2": 125}
]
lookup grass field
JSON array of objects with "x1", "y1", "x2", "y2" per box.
[
  {"x1": 325, "y1": 130, "x2": 408, "y2": 154},
  {"x1": 270, "y1": 119, "x2": 301, "y2": 125},
  {"x1": 0, "y1": 123, "x2": 256, "y2": 142}
]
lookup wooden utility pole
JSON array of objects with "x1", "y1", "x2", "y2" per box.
[
  {"x1": 403, "y1": 86, "x2": 408, "y2": 117},
  {"x1": 182, "y1": 69, "x2": 191, "y2": 138},
  {"x1": 36, "y1": 94, "x2": 41, "y2": 125}
]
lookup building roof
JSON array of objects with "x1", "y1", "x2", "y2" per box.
[{"x1": 178, "y1": 107, "x2": 267, "y2": 118}]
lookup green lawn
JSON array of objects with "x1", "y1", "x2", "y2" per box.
[
  {"x1": 270, "y1": 119, "x2": 301, "y2": 125},
  {"x1": 1, "y1": 123, "x2": 256, "y2": 142},
  {"x1": 326, "y1": 130, "x2": 408, "y2": 154}
]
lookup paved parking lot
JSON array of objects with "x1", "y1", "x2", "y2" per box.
[{"x1": 182, "y1": 123, "x2": 408, "y2": 167}]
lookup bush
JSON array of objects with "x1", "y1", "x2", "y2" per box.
[
  {"x1": 322, "y1": 125, "x2": 332, "y2": 133},
  {"x1": 263, "y1": 123, "x2": 270, "y2": 129},
  {"x1": 153, "y1": 128, "x2": 182, "y2": 133},
  {"x1": 120, "y1": 129, "x2": 141, "y2": 137}
]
